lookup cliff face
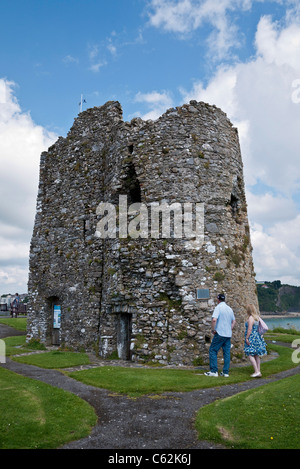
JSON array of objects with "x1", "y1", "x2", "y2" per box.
[
  {"x1": 257, "y1": 281, "x2": 300, "y2": 313},
  {"x1": 27, "y1": 100, "x2": 257, "y2": 365}
]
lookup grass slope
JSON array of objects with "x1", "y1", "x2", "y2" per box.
[
  {"x1": 195, "y1": 373, "x2": 300, "y2": 449},
  {"x1": 0, "y1": 367, "x2": 97, "y2": 449}
]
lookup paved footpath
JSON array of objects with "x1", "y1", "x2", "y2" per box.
[{"x1": 1, "y1": 324, "x2": 299, "y2": 449}]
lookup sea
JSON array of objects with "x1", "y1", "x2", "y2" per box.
[{"x1": 263, "y1": 315, "x2": 300, "y2": 331}]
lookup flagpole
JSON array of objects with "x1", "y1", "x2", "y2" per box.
[{"x1": 79, "y1": 95, "x2": 86, "y2": 114}]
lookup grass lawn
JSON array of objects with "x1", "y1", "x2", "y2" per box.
[
  {"x1": 265, "y1": 328, "x2": 300, "y2": 344},
  {"x1": 1, "y1": 320, "x2": 299, "y2": 449},
  {"x1": 0, "y1": 367, "x2": 97, "y2": 449},
  {"x1": 65, "y1": 342, "x2": 298, "y2": 397},
  {"x1": 5, "y1": 329, "x2": 299, "y2": 397},
  {"x1": 12, "y1": 350, "x2": 91, "y2": 369},
  {"x1": 4, "y1": 335, "x2": 45, "y2": 356},
  {"x1": 195, "y1": 373, "x2": 300, "y2": 449},
  {"x1": 0, "y1": 317, "x2": 27, "y2": 331},
  {"x1": 3, "y1": 335, "x2": 91, "y2": 368},
  {"x1": 7, "y1": 338, "x2": 298, "y2": 397}
]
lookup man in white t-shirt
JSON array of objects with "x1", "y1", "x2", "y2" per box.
[{"x1": 205, "y1": 293, "x2": 236, "y2": 377}]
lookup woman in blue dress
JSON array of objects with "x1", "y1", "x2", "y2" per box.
[{"x1": 244, "y1": 304, "x2": 267, "y2": 377}]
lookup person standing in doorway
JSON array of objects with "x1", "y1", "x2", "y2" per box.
[{"x1": 205, "y1": 293, "x2": 236, "y2": 377}]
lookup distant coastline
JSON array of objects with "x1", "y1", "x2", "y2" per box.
[{"x1": 261, "y1": 312, "x2": 300, "y2": 318}]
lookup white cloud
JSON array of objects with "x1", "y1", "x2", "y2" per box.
[
  {"x1": 0, "y1": 79, "x2": 20, "y2": 119},
  {"x1": 87, "y1": 43, "x2": 107, "y2": 72},
  {"x1": 180, "y1": 16, "x2": 300, "y2": 194},
  {"x1": 247, "y1": 191, "x2": 300, "y2": 284},
  {"x1": 0, "y1": 236, "x2": 29, "y2": 262},
  {"x1": 180, "y1": 65, "x2": 239, "y2": 120},
  {"x1": 256, "y1": 15, "x2": 300, "y2": 68},
  {"x1": 0, "y1": 79, "x2": 57, "y2": 295},
  {"x1": 147, "y1": 0, "x2": 253, "y2": 59},
  {"x1": 269, "y1": 215, "x2": 300, "y2": 256},
  {"x1": 0, "y1": 80, "x2": 7, "y2": 104},
  {"x1": 251, "y1": 217, "x2": 300, "y2": 285},
  {"x1": 89, "y1": 61, "x2": 107, "y2": 73},
  {"x1": 246, "y1": 192, "x2": 298, "y2": 226},
  {"x1": 147, "y1": 0, "x2": 300, "y2": 62},
  {"x1": 179, "y1": 14, "x2": 300, "y2": 285},
  {"x1": 62, "y1": 55, "x2": 79, "y2": 64},
  {"x1": 107, "y1": 40, "x2": 117, "y2": 56},
  {"x1": 88, "y1": 44, "x2": 99, "y2": 60},
  {"x1": 134, "y1": 90, "x2": 174, "y2": 120},
  {"x1": 148, "y1": 0, "x2": 196, "y2": 33},
  {"x1": 0, "y1": 265, "x2": 30, "y2": 291}
]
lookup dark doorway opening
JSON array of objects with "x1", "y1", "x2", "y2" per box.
[
  {"x1": 116, "y1": 313, "x2": 132, "y2": 360},
  {"x1": 47, "y1": 296, "x2": 61, "y2": 346}
]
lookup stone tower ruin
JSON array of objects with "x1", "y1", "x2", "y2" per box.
[{"x1": 27, "y1": 100, "x2": 258, "y2": 365}]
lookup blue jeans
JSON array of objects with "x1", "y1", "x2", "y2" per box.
[{"x1": 209, "y1": 333, "x2": 231, "y2": 374}]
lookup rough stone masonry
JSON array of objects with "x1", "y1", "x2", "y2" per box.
[{"x1": 27, "y1": 100, "x2": 258, "y2": 366}]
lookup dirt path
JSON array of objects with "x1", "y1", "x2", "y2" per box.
[{"x1": 1, "y1": 324, "x2": 299, "y2": 449}]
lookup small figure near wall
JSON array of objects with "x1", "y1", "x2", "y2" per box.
[{"x1": 244, "y1": 304, "x2": 267, "y2": 377}]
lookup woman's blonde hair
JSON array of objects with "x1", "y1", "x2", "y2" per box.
[{"x1": 246, "y1": 304, "x2": 260, "y2": 321}]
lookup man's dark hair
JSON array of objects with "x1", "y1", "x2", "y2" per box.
[{"x1": 218, "y1": 293, "x2": 225, "y2": 301}]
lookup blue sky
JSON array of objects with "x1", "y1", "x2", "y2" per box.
[{"x1": 1, "y1": 0, "x2": 300, "y2": 295}]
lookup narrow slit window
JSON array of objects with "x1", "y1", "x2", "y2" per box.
[{"x1": 124, "y1": 162, "x2": 141, "y2": 204}]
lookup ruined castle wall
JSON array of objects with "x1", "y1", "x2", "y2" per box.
[
  {"x1": 27, "y1": 103, "x2": 121, "y2": 349},
  {"x1": 27, "y1": 100, "x2": 258, "y2": 365}
]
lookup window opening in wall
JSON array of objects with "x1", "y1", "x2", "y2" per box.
[
  {"x1": 123, "y1": 162, "x2": 141, "y2": 204},
  {"x1": 83, "y1": 220, "x2": 86, "y2": 241},
  {"x1": 230, "y1": 176, "x2": 243, "y2": 217},
  {"x1": 230, "y1": 193, "x2": 239, "y2": 216},
  {"x1": 83, "y1": 218, "x2": 90, "y2": 242}
]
